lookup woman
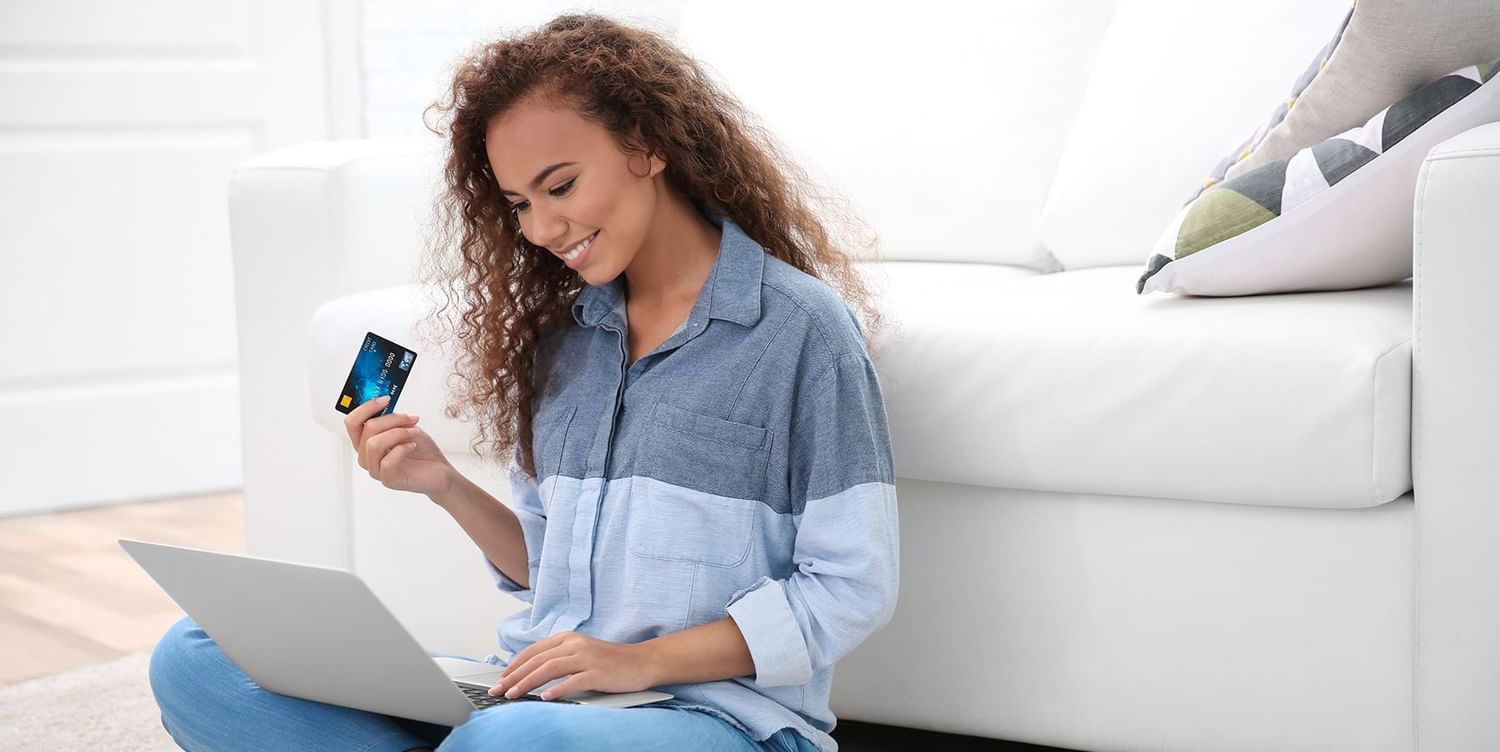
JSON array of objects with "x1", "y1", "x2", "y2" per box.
[{"x1": 149, "y1": 12, "x2": 898, "y2": 752}]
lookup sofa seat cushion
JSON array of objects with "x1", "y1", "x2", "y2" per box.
[{"x1": 870, "y1": 264, "x2": 1411, "y2": 509}]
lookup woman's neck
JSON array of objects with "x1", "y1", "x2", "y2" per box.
[{"x1": 622, "y1": 190, "x2": 723, "y2": 308}]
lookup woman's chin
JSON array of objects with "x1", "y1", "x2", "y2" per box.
[{"x1": 576, "y1": 266, "x2": 604, "y2": 286}]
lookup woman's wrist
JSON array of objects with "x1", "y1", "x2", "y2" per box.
[
  {"x1": 633, "y1": 638, "x2": 665, "y2": 687},
  {"x1": 427, "y1": 466, "x2": 469, "y2": 510}
]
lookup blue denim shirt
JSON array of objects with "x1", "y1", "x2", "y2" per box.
[{"x1": 479, "y1": 211, "x2": 899, "y2": 752}]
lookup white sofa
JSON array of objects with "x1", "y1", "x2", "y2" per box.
[{"x1": 227, "y1": 1, "x2": 1500, "y2": 750}]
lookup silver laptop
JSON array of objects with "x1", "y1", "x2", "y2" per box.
[{"x1": 119, "y1": 538, "x2": 674, "y2": 726}]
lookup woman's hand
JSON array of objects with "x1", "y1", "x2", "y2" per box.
[
  {"x1": 490, "y1": 631, "x2": 658, "y2": 701},
  {"x1": 342, "y1": 394, "x2": 455, "y2": 498}
]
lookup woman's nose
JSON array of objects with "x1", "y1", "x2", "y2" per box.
[{"x1": 530, "y1": 207, "x2": 569, "y2": 250}]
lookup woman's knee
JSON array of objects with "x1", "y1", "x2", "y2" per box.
[
  {"x1": 148, "y1": 615, "x2": 240, "y2": 704},
  {"x1": 149, "y1": 615, "x2": 198, "y2": 690}
]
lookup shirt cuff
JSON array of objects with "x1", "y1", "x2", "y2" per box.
[
  {"x1": 725, "y1": 575, "x2": 813, "y2": 687},
  {"x1": 483, "y1": 551, "x2": 535, "y2": 604}
]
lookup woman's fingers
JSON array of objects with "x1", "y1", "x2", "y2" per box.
[
  {"x1": 493, "y1": 639, "x2": 568, "y2": 695},
  {"x1": 499, "y1": 632, "x2": 566, "y2": 682},
  {"x1": 366, "y1": 424, "x2": 421, "y2": 481},
  {"x1": 375, "y1": 440, "x2": 417, "y2": 487},
  {"x1": 537, "y1": 673, "x2": 587, "y2": 701},
  {"x1": 500, "y1": 654, "x2": 582, "y2": 699},
  {"x1": 341, "y1": 394, "x2": 421, "y2": 455},
  {"x1": 353, "y1": 414, "x2": 420, "y2": 470},
  {"x1": 341, "y1": 395, "x2": 390, "y2": 446}
]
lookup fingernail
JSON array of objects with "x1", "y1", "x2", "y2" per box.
[{"x1": 378, "y1": 395, "x2": 390, "y2": 403}]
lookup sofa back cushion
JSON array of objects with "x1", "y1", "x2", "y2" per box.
[
  {"x1": 675, "y1": 0, "x2": 1117, "y2": 270},
  {"x1": 1038, "y1": 0, "x2": 1354, "y2": 270}
]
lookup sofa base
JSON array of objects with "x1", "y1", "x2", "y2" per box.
[{"x1": 831, "y1": 478, "x2": 1413, "y2": 752}]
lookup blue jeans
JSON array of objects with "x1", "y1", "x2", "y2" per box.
[{"x1": 149, "y1": 615, "x2": 818, "y2": 751}]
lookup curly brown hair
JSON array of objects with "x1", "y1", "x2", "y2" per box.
[{"x1": 414, "y1": 11, "x2": 885, "y2": 482}]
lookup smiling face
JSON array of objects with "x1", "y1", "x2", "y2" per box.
[{"x1": 486, "y1": 96, "x2": 666, "y2": 286}]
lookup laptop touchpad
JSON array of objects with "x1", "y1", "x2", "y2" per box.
[{"x1": 433, "y1": 657, "x2": 503, "y2": 683}]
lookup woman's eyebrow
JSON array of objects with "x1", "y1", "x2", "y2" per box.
[{"x1": 498, "y1": 162, "x2": 576, "y2": 196}]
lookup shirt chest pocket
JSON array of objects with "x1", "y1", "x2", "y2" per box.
[{"x1": 627, "y1": 401, "x2": 769, "y2": 568}]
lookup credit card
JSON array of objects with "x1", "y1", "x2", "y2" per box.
[{"x1": 335, "y1": 331, "x2": 417, "y2": 416}]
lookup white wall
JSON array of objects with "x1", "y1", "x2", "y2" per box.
[{"x1": 360, "y1": 0, "x2": 688, "y2": 138}]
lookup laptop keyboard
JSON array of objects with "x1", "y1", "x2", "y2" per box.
[{"x1": 457, "y1": 682, "x2": 581, "y2": 708}]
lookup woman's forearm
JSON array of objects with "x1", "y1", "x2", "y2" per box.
[
  {"x1": 638, "y1": 616, "x2": 756, "y2": 687},
  {"x1": 429, "y1": 470, "x2": 531, "y2": 589}
]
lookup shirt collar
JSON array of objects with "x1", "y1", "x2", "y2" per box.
[{"x1": 571, "y1": 210, "x2": 765, "y2": 330}]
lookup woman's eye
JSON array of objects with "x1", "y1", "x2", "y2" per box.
[{"x1": 507, "y1": 177, "x2": 570, "y2": 217}]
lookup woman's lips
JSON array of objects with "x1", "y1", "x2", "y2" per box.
[{"x1": 562, "y1": 231, "x2": 597, "y2": 269}]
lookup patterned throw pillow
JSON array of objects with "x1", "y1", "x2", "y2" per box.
[
  {"x1": 1186, "y1": 4, "x2": 1353, "y2": 205},
  {"x1": 1137, "y1": 59, "x2": 1500, "y2": 296},
  {"x1": 1190, "y1": 0, "x2": 1500, "y2": 204}
]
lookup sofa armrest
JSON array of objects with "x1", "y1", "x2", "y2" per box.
[
  {"x1": 229, "y1": 137, "x2": 445, "y2": 567},
  {"x1": 1413, "y1": 121, "x2": 1500, "y2": 750}
]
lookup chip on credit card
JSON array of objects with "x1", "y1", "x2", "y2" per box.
[{"x1": 335, "y1": 331, "x2": 417, "y2": 416}]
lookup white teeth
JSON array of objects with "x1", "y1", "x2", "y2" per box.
[{"x1": 563, "y1": 232, "x2": 596, "y2": 261}]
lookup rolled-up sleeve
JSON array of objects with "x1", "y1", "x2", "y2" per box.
[
  {"x1": 483, "y1": 459, "x2": 548, "y2": 603},
  {"x1": 725, "y1": 353, "x2": 901, "y2": 688}
]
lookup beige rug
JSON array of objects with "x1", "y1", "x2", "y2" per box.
[{"x1": 0, "y1": 650, "x2": 179, "y2": 751}]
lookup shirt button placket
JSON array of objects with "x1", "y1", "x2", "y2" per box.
[{"x1": 562, "y1": 322, "x2": 630, "y2": 633}]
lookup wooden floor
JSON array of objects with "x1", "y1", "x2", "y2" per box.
[
  {"x1": 0, "y1": 492, "x2": 1071, "y2": 750},
  {"x1": 0, "y1": 492, "x2": 244, "y2": 686}
]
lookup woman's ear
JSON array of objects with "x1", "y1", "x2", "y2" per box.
[{"x1": 625, "y1": 124, "x2": 667, "y2": 178}]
